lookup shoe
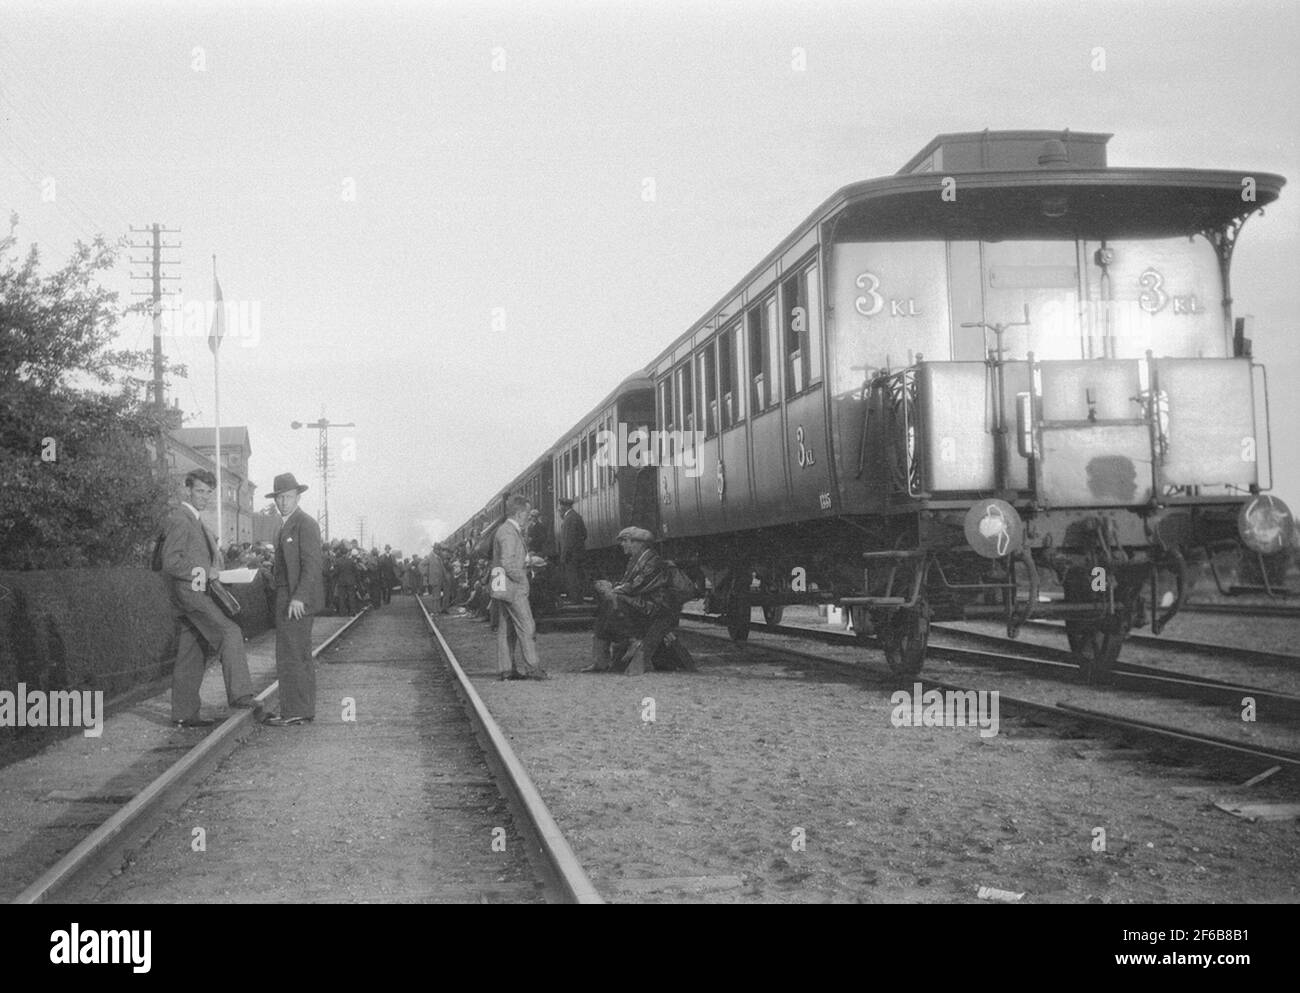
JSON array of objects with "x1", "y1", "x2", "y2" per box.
[
  {"x1": 497, "y1": 673, "x2": 512, "y2": 681},
  {"x1": 529, "y1": 669, "x2": 550, "y2": 681},
  {"x1": 506, "y1": 672, "x2": 528, "y2": 681},
  {"x1": 231, "y1": 695, "x2": 259, "y2": 709},
  {"x1": 264, "y1": 714, "x2": 312, "y2": 726},
  {"x1": 172, "y1": 717, "x2": 215, "y2": 728}
]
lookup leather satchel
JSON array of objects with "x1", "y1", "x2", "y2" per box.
[{"x1": 208, "y1": 577, "x2": 243, "y2": 619}]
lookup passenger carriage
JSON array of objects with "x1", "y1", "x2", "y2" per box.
[{"x1": 650, "y1": 130, "x2": 1289, "y2": 678}]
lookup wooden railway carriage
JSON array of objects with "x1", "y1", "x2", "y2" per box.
[
  {"x1": 654, "y1": 130, "x2": 1289, "y2": 678},
  {"x1": 449, "y1": 375, "x2": 659, "y2": 592},
  {"x1": 549, "y1": 373, "x2": 659, "y2": 580}
]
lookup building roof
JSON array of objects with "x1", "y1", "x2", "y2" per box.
[{"x1": 170, "y1": 425, "x2": 252, "y2": 454}]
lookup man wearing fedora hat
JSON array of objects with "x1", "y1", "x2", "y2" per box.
[{"x1": 262, "y1": 473, "x2": 324, "y2": 726}]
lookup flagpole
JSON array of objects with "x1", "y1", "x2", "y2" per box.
[{"x1": 212, "y1": 254, "x2": 223, "y2": 554}]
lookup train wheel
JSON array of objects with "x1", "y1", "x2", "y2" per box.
[
  {"x1": 762, "y1": 605, "x2": 784, "y2": 626},
  {"x1": 876, "y1": 606, "x2": 929, "y2": 678},
  {"x1": 726, "y1": 592, "x2": 751, "y2": 642}
]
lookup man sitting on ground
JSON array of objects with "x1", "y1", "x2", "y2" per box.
[{"x1": 586, "y1": 526, "x2": 683, "y2": 676}]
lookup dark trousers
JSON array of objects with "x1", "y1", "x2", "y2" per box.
[
  {"x1": 171, "y1": 586, "x2": 253, "y2": 721},
  {"x1": 562, "y1": 556, "x2": 585, "y2": 600},
  {"x1": 274, "y1": 591, "x2": 316, "y2": 719},
  {"x1": 336, "y1": 584, "x2": 357, "y2": 615}
]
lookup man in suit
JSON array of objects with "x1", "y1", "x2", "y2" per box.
[
  {"x1": 162, "y1": 470, "x2": 256, "y2": 727},
  {"x1": 558, "y1": 497, "x2": 587, "y2": 602},
  {"x1": 426, "y1": 547, "x2": 447, "y2": 613},
  {"x1": 492, "y1": 495, "x2": 548, "y2": 681},
  {"x1": 262, "y1": 473, "x2": 324, "y2": 727},
  {"x1": 379, "y1": 545, "x2": 397, "y2": 604},
  {"x1": 333, "y1": 546, "x2": 359, "y2": 614}
]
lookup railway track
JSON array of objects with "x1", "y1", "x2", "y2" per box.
[
  {"x1": 414, "y1": 595, "x2": 601, "y2": 904},
  {"x1": 1013, "y1": 619, "x2": 1299, "y2": 670},
  {"x1": 12, "y1": 600, "x2": 600, "y2": 904},
  {"x1": 11, "y1": 611, "x2": 369, "y2": 904},
  {"x1": 1181, "y1": 601, "x2": 1300, "y2": 620},
  {"x1": 682, "y1": 611, "x2": 1299, "y2": 720},
  {"x1": 679, "y1": 613, "x2": 1300, "y2": 773}
]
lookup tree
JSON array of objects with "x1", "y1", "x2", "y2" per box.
[{"x1": 0, "y1": 215, "x2": 183, "y2": 569}]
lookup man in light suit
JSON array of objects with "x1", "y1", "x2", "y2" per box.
[
  {"x1": 492, "y1": 494, "x2": 548, "y2": 681},
  {"x1": 262, "y1": 473, "x2": 324, "y2": 726},
  {"x1": 162, "y1": 470, "x2": 256, "y2": 727}
]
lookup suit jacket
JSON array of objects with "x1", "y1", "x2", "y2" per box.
[
  {"x1": 274, "y1": 508, "x2": 324, "y2": 614},
  {"x1": 492, "y1": 518, "x2": 529, "y2": 598},
  {"x1": 426, "y1": 553, "x2": 446, "y2": 585},
  {"x1": 160, "y1": 505, "x2": 219, "y2": 597},
  {"x1": 558, "y1": 509, "x2": 587, "y2": 560}
]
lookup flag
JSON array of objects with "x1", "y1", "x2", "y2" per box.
[{"x1": 208, "y1": 261, "x2": 225, "y2": 355}]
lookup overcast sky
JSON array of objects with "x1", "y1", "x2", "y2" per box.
[{"x1": 3, "y1": 0, "x2": 1297, "y2": 552}]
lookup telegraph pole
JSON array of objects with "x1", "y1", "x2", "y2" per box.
[
  {"x1": 129, "y1": 224, "x2": 181, "y2": 470},
  {"x1": 290, "y1": 416, "x2": 355, "y2": 543},
  {"x1": 357, "y1": 517, "x2": 367, "y2": 548}
]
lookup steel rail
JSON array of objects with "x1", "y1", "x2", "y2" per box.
[
  {"x1": 678, "y1": 622, "x2": 1300, "y2": 771},
  {"x1": 1014, "y1": 618, "x2": 1299, "y2": 668},
  {"x1": 13, "y1": 608, "x2": 371, "y2": 905},
  {"x1": 415, "y1": 595, "x2": 602, "y2": 905},
  {"x1": 1181, "y1": 602, "x2": 1300, "y2": 619},
  {"x1": 680, "y1": 612, "x2": 1300, "y2": 723}
]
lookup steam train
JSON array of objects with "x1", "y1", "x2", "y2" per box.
[{"x1": 451, "y1": 129, "x2": 1293, "y2": 679}]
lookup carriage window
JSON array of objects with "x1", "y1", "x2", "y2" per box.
[
  {"x1": 580, "y1": 434, "x2": 589, "y2": 495},
  {"x1": 585, "y1": 431, "x2": 596, "y2": 493},
  {"x1": 765, "y1": 296, "x2": 781, "y2": 406},
  {"x1": 698, "y1": 346, "x2": 717, "y2": 437},
  {"x1": 570, "y1": 444, "x2": 579, "y2": 499},
  {"x1": 731, "y1": 320, "x2": 745, "y2": 421},
  {"x1": 718, "y1": 325, "x2": 736, "y2": 429},
  {"x1": 658, "y1": 376, "x2": 674, "y2": 431},
  {"x1": 561, "y1": 449, "x2": 570, "y2": 499},
  {"x1": 804, "y1": 264, "x2": 822, "y2": 386},
  {"x1": 782, "y1": 272, "x2": 805, "y2": 394},
  {"x1": 676, "y1": 361, "x2": 694, "y2": 445},
  {"x1": 604, "y1": 416, "x2": 615, "y2": 488},
  {"x1": 747, "y1": 305, "x2": 766, "y2": 411}
]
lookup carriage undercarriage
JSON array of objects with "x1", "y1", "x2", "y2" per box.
[{"x1": 690, "y1": 502, "x2": 1286, "y2": 683}]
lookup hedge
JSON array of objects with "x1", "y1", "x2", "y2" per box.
[{"x1": 0, "y1": 569, "x2": 273, "y2": 746}]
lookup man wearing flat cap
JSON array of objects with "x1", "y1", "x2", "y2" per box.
[
  {"x1": 263, "y1": 473, "x2": 324, "y2": 726},
  {"x1": 587, "y1": 526, "x2": 674, "y2": 675},
  {"x1": 557, "y1": 496, "x2": 587, "y2": 602}
]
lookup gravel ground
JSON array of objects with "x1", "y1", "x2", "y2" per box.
[{"x1": 436, "y1": 605, "x2": 1300, "y2": 904}]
